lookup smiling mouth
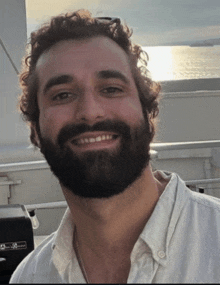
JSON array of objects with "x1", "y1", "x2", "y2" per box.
[{"x1": 71, "y1": 134, "x2": 119, "y2": 146}]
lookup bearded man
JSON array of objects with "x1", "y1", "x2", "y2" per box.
[{"x1": 10, "y1": 10, "x2": 220, "y2": 284}]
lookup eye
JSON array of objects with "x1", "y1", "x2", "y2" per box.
[
  {"x1": 101, "y1": 86, "x2": 123, "y2": 96},
  {"x1": 52, "y1": 92, "x2": 75, "y2": 102}
]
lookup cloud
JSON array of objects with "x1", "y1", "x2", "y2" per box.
[
  {"x1": 26, "y1": 0, "x2": 220, "y2": 45},
  {"x1": 26, "y1": 0, "x2": 106, "y2": 21},
  {"x1": 133, "y1": 25, "x2": 220, "y2": 46}
]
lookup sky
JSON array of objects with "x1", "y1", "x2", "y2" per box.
[{"x1": 26, "y1": 0, "x2": 220, "y2": 46}]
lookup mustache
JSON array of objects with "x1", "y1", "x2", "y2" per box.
[{"x1": 57, "y1": 120, "x2": 131, "y2": 148}]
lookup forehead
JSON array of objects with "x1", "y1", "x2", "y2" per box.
[{"x1": 36, "y1": 36, "x2": 133, "y2": 81}]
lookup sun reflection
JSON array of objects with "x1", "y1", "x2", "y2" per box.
[{"x1": 142, "y1": 46, "x2": 174, "y2": 81}]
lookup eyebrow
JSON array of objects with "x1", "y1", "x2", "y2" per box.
[
  {"x1": 97, "y1": 70, "x2": 130, "y2": 84},
  {"x1": 43, "y1": 75, "x2": 73, "y2": 94},
  {"x1": 42, "y1": 70, "x2": 130, "y2": 94}
]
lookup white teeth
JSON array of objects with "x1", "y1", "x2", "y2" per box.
[{"x1": 76, "y1": 134, "x2": 114, "y2": 145}]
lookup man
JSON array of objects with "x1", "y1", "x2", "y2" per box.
[{"x1": 10, "y1": 9, "x2": 220, "y2": 283}]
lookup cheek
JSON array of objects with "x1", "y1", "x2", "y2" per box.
[
  {"x1": 39, "y1": 106, "x2": 75, "y2": 139},
  {"x1": 114, "y1": 98, "x2": 144, "y2": 123}
]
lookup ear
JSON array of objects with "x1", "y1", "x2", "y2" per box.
[{"x1": 30, "y1": 122, "x2": 41, "y2": 148}]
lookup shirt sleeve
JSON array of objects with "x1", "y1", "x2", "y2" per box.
[{"x1": 9, "y1": 252, "x2": 33, "y2": 283}]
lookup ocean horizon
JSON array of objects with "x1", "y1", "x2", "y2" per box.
[{"x1": 143, "y1": 45, "x2": 220, "y2": 83}]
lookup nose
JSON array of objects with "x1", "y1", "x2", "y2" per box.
[{"x1": 75, "y1": 90, "x2": 105, "y2": 124}]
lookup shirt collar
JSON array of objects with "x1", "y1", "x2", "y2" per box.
[
  {"x1": 51, "y1": 171, "x2": 189, "y2": 274},
  {"x1": 138, "y1": 171, "x2": 189, "y2": 267},
  {"x1": 51, "y1": 208, "x2": 76, "y2": 277}
]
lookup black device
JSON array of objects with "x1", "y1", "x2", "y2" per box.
[{"x1": 0, "y1": 204, "x2": 34, "y2": 284}]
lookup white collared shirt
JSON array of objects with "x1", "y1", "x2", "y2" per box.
[{"x1": 10, "y1": 171, "x2": 220, "y2": 283}]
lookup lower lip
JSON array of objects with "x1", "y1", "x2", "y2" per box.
[{"x1": 69, "y1": 137, "x2": 120, "y2": 152}]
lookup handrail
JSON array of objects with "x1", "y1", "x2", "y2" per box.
[
  {"x1": 25, "y1": 177, "x2": 220, "y2": 211},
  {"x1": 151, "y1": 140, "x2": 220, "y2": 151},
  {"x1": 0, "y1": 160, "x2": 49, "y2": 172},
  {"x1": 185, "y1": 178, "x2": 220, "y2": 185},
  {"x1": 25, "y1": 201, "x2": 67, "y2": 211},
  {"x1": 0, "y1": 140, "x2": 220, "y2": 172}
]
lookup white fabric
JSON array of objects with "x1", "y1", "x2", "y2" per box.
[{"x1": 10, "y1": 171, "x2": 220, "y2": 283}]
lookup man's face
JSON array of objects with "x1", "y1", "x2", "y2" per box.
[{"x1": 35, "y1": 36, "x2": 152, "y2": 198}]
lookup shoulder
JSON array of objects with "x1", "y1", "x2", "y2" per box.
[
  {"x1": 164, "y1": 170, "x2": 220, "y2": 212},
  {"x1": 161, "y1": 170, "x2": 220, "y2": 222},
  {"x1": 10, "y1": 232, "x2": 56, "y2": 283},
  {"x1": 186, "y1": 185, "x2": 220, "y2": 213},
  {"x1": 177, "y1": 178, "x2": 220, "y2": 231}
]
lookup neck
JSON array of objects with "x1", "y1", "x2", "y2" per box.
[
  {"x1": 62, "y1": 165, "x2": 166, "y2": 283},
  {"x1": 62, "y1": 165, "x2": 163, "y2": 251}
]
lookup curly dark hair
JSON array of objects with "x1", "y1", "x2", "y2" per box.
[{"x1": 19, "y1": 9, "x2": 160, "y2": 146}]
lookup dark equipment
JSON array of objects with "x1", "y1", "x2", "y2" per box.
[{"x1": 0, "y1": 204, "x2": 34, "y2": 284}]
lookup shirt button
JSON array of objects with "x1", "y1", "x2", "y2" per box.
[{"x1": 158, "y1": 250, "x2": 166, "y2": 258}]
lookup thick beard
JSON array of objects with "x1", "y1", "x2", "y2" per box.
[{"x1": 39, "y1": 119, "x2": 152, "y2": 199}]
